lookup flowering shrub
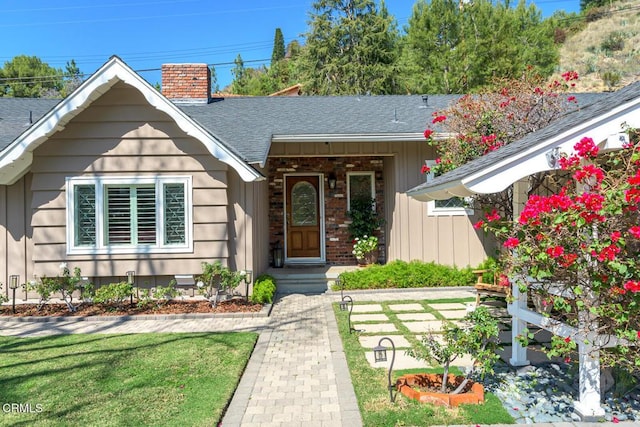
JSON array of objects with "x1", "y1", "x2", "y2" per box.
[
  {"x1": 424, "y1": 69, "x2": 581, "y2": 219},
  {"x1": 352, "y1": 235, "x2": 378, "y2": 259},
  {"x1": 480, "y1": 131, "x2": 640, "y2": 370},
  {"x1": 33, "y1": 263, "x2": 92, "y2": 312}
]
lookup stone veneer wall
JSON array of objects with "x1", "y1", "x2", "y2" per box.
[{"x1": 268, "y1": 156, "x2": 385, "y2": 265}]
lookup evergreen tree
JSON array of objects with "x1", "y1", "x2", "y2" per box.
[
  {"x1": 400, "y1": 0, "x2": 558, "y2": 94},
  {"x1": 272, "y1": 28, "x2": 286, "y2": 64},
  {"x1": 210, "y1": 65, "x2": 220, "y2": 93},
  {"x1": 61, "y1": 59, "x2": 83, "y2": 97},
  {"x1": 231, "y1": 54, "x2": 248, "y2": 94},
  {"x1": 0, "y1": 55, "x2": 64, "y2": 97},
  {"x1": 299, "y1": 0, "x2": 400, "y2": 95}
]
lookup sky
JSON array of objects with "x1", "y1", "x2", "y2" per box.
[{"x1": 1, "y1": 0, "x2": 581, "y2": 91}]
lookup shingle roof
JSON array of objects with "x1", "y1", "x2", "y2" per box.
[
  {"x1": 405, "y1": 81, "x2": 640, "y2": 199},
  {"x1": 0, "y1": 89, "x2": 605, "y2": 167},
  {"x1": 0, "y1": 98, "x2": 59, "y2": 151}
]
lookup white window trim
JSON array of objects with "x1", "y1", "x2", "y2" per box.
[
  {"x1": 346, "y1": 171, "x2": 375, "y2": 211},
  {"x1": 424, "y1": 160, "x2": 473, "y2": 217},
  {"x1": 66, "y1": 175, "x2": 193, "y2": 255}
]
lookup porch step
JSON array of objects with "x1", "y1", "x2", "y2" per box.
[{"x1": 265, "y1": 266, "x2": 356, "y2": 295}]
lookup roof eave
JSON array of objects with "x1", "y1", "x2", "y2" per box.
[{"x1": 0, "y1": 56, "x2": 263, "y2": 185}]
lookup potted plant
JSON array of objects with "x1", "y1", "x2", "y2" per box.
[
  {"x1": 347, "y1": 197, "x2": 383, "y2": 264},
  {"x1": 352, "y1": 235, "x2": 379, "y2": 265},
  {"x1": 403, "y1": 306, "x2": 500, "y2": 406}
]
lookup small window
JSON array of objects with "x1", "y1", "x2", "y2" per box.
[
  {"x1": 424, "y1": 160, "x2": 473, "y2": 216},
  {"x1": 347, "y1": 172, "x2": 375, "y2": 211},
  {"x1": 66, "y1": 176, "x2": 192, "y2": 254}
]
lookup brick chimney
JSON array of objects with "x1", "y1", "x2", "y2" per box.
[{"x1": 161, "y1": 63, "x2": 211, "y2": 104}]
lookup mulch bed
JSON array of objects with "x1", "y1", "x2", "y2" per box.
[{"x1": 0, "y1": 299, "x2": 264, "y2": 317}]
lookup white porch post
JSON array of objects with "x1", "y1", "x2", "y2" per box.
[
  {"x1": 508, "y1": 283, "x2": 529, "y2": 366},
  {"x1": 509, "y1": 178, "x2": 530, "y2": 366},
  {"x1": 573, "y1": 311, "x2": 605, "y2": 419}
]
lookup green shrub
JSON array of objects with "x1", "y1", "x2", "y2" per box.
[
  {"x1": 153, "y1": 280, "x2": 180, "y2": 303},
  {"x1": 337, "y1": 260, "x2": 476, "y2": 290},
  {"x1": 93, "y1": 281, "x2": 133, "y2": 306},
  {"x1": 250, "y1": 275, "x2": 277, "y2": 304}
]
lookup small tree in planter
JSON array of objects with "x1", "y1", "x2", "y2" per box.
[
  {"x1": 34, "y1": 263, "x2": 92, "y2": 312},
  {"x1": 407, "y1": 306, "x2": 500, "y2": 394},
  {"x1": 197, "y1": 261, "x2": 249, "y2": 307}
]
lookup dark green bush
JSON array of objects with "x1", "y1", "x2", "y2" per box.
[
  {"x1": 337, "y1": 260, "x2": 476, "y2": 290},
  {"x1": 250, "y1": 274, "x2": 277, "y2": 304}
]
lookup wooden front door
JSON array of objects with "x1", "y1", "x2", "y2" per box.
[{"x1": 285, "y1": 175, "x2": 321, "y2": 259}]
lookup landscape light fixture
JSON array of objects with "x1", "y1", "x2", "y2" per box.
[
  {"x1": 340, "y1": 295, "x2": 355, "y2": 333},
  {"x1": 244, "y1": 270, "x2": 253, "y2": 301},
  {"x1": 126, "y1": 271, "x2": 135, "y2": 304},
  {"x1": 373, "y1": 337, "x2": 397, "y2": 403},
  {"x1": 9, "y1": 275, "x2": 19, "y2": 314}
]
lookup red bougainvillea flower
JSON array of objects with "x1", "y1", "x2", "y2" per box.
[
  {"x1": 498, "y1": 274, "x2": 509, "y2": 287},
  {"x1": 423, "y1": 129, "x2": 433, "y2": 139},
  {"x1": 435, "y1": 158, "x2": 442, "y2": 164},
  {"x1": 562, "y1": 70, "x2": 579, "y2": 81},
  {"x1": 564, "y1": 336, "x2": 571, "y2": 343},
  {"x1": 613, "y1": 416, "x2": 620, "y2": 423},
  {"x1": 432, "y1": 115, "x2": 447, "y2": 124},
  {"x1": 629, "y1": 226, "x2": 640, "y2": 239},
  {"x1": 421, "y1": 164, "x2": 431, "y2": 174},
  {"x1": 573, "y1": 164, "x2": 605, "y2": 185},
  {"x1": 473, "y1": 220, "x2": 484, "y2": 229},
  {"x1": 637, "y1": 331, "x2": 640, "y2": 340},
  {"x1": 611, "y1": 231, "x2": 622, "y2": 243},
  {"x1": 623, "y1": 281, "x2": 640, "y2": 293},
  {"x1": 574, "y1": 137, "x2": 599, "y2": 158},
  {"x1": 503, "y1": 237, "x2": 520, "y2": 248},
  {"x1": 596, "y1": 244, "x2": 621, "y2": 262},
  {"x1": 558, "y1": 155, "x2": 580, "y2": 170},
  {"x1": 610, "y1": 286, "x2": 626, "y2": 296},
  {"x1": 629, "y1": 169, "x2": 640, "y2": 186},
  {"x1": 546, "y1": 245, "x2": 564, "y2": 258},
  {"x1": 560, "y1": 253, "x2": 578, "y2": 268},
  {"x1": 567, "y1": 95, "x2": 577, "y2": 103},
  {"x1": 486, "y1": 209, "x2": 500, "y2": 222}
]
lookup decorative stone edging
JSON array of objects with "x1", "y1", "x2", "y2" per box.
[{"x1": 0, "y1": 303, "x2": 273, "y2": 323}]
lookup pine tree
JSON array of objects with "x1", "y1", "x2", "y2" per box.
[
  {"x1": 298, "y1": 0, "x2": 400, "y2": 95},
  {"x1": 272, "y1": 28, "x2": 286, "y2": 65}
]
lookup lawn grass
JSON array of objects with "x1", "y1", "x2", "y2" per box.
[
  {"x1": 334, "y1": 299, "x2": 515, "y2": 426},
  {"x1": 0, "y1": 332, "x2": 257, "y2": 426}
]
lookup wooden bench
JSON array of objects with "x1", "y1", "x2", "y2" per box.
[{"x1": 472, "y1": 269, "x2": 510, "y2": 306}]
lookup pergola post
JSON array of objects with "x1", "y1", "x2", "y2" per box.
[{"x1": 508, "y1": 284, "x2": 529, "y2": 366}]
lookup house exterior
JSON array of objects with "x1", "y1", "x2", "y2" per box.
[{"x1": 0, "y1": 56, "x2": 496, "y2": 295}]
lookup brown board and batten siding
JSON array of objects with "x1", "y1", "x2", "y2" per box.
[
  {"x1": 269, "y1": 139, "x2": 493, "y2": 268},
  {"x1": 1, "y1": 176, "x2": 31, "y2": 297},
  {"x1": 386, "y1": 141, "x2": 491, "y2": 268},
  {"x1": 26, "y1": 81, "x2": 233, "y2": 285}
]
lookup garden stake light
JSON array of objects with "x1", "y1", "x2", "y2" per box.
[
  {"x1": 336, "y1": 277, "x2": 342, "y2": 300},
  {"x1": 9, "y1": 275, "x2": 19, "y2": 314},
  {"x1": 244, "y1": 270, "x2": 252, "y2": 301},
  {"x1": 126, "y1": 271, "x2": 135, "y2": 305},
  {"x1": 373, "y1": 337, "x2": 397, "y2": 403},
  {"x1": 340, "y1": 295, "x2": 355, "y2": 333}
]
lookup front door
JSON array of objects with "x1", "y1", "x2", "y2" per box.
[{"x1": 285, "y1": 175, "x2": 323, "y2": 261}]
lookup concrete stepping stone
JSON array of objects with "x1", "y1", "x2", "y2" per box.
[
  {"x1": 388, "y1": 303, "x2": 424, "y2": 312},
  {"x1": 436, "y1": 309, "x2": 468, "y2": 319},
  {"x1": 396, "y1": 313, "x2": 437, "y2": 321},
  {"x1": 351, "y1": 313, "x2": 389, "y2": 322},
  {"x1": 428, "y1": 302, "x2": 468, "y2": 310},
  {"x1": 356, "y1": 323, "x2": 398, "y2": 333},
  {"x1": 365, "y1": 350, "x2": 430, "y2": 369},
  {"x1": 403, "y1": 320, "x2": 444, "y2": 333},
  {"x1": 359, "y1": 335, "x2": 411, "y2": 349},
  {"x1": 351, "y1": 304, "x2": 383, "y2": 313}
]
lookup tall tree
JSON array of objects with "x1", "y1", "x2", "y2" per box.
[
  {"x1": 231, "y1": 54, "x2": 248, "y2": 94},
  {"x1": 210, "y1": 65, "x2": 220, "y2": 93},
  {"x1": 61, "y1": 59, "x2": 83, "y2": 97},
  {"x1": 299, "y1": 0, "x2": 400, "y2": 95},
  {"x1": 400, "y1": 0, "x2": 558, "y2": 94},
  {"x1": 272, "y1": 28, "x2": 286, "y2": 65},
  {"x1": 0, "y1": 55, "x2": 64, "y2": 97}
]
